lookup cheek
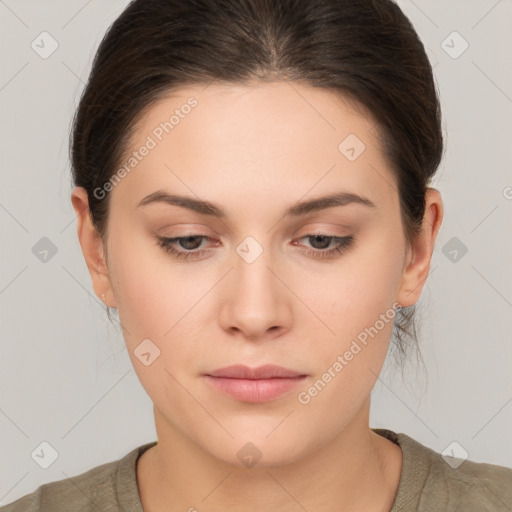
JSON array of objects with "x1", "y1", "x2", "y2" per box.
[
  {"x1": 107, "y1": 240, "x2": 199, "y2": 399},
  {"x1": 107, "y1": 233, "x2": 214, "y2": 378},
  {"x1": 293, "y1": 257, "x2": 400, "y2": 433},
  {"x1": 301, "y1": 231, "x2": 402, "y2": 333},
  {"x1": 107, "y1": 233, "x2": 188, "y2": 342},
  {"x1": 293, "y1": 229, "x2": 403, "y2": 388}
]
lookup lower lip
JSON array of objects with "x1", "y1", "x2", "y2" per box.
[{"x1": 204, "y1": 375, "x2": 307, "y2": 403}]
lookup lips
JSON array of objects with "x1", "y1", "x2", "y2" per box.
[
  {"x1": 203, "y1": 364, "x2": 308, "y2": 403},
  {"x1": 205, "y1": 364, "x2": 306, "y2": 379}
]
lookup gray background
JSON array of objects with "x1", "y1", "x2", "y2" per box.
[{"x1": 1, "y1": 0, "x2": 511, "y2": 505}]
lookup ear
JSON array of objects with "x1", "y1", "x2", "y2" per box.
[
  {"x1": 71, "y1": 186, "x2": 117, "y2": 308},
  {"x1": 396, "y1": 187, "x2": 443, "y2": 307}
]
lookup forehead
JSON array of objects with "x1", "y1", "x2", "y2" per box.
[
  {"x1": 110, "y1": 81, "x2": 397, "y2": 215},
  {"x1": 132, "y1": 80, "x2": 379, "y2": 150}
]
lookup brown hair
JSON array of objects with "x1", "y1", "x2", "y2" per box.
[{"x1": 70, "y1": 0, "x2": 443, "y2": 368}]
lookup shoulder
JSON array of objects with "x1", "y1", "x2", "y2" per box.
[
  {"x1": 0, "y1": 461, "x2": 116, "y2": 512},
  {"x1": 0, "y1": 442, "x2": 154, "y2": 512},
  {"x1": 0, "y1": 457, "x2": 121, "y2": 512},
  {"x1": 376, "y1": 429, "x2": 512, "y2": 511},
  {"x1": 424, "y1": 449, "x2": 512, "y2": 510}
]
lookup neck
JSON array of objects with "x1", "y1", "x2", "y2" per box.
[{"x1": 137, "y1": 398, "x2": 402, "y2": 512}]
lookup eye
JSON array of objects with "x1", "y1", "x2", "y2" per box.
[
  {"x1": 157, "y1": 235, "x2": 215, "y2": 260},
  {"x1": 293, "y1": 234, "x2": 355, "y2": 260},
  {"x1": 157, "y1": 233, "x2": 355, "y2": 261}
]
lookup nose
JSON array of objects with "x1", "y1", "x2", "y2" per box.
[{"x1": 218, "y1": 241, "x2": 292, "y2": 341}]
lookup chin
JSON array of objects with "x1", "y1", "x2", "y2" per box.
[{"x1": 202, "y1": 433, "x2": 310, "y2": 470}]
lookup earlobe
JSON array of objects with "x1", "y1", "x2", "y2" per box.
[
  {"x1": 396, "y1": 188, "x2": 443, "y2": 308},
  {"x1": 71, "y1": 186, "x2": 116, "y2": 308}
]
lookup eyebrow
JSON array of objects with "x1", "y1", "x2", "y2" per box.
[{"x1": 137, "y1": 190, "x2": 376, "y2": 217}]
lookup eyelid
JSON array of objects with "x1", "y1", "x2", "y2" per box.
[
  {"x1": 291, "y1": 225, "x2": 353, "y2": 243},
  {"x1": 157, "y1": 232, "x2": 355, "y2": 262},
  {"x1": 296, "y1": 221, "x2": 352, "y2": 232}
]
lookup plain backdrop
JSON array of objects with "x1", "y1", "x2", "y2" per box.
[{"x1": 1, "y1": 0, "x2": 511, "y2": 505}]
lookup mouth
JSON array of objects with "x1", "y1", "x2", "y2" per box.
[{"x1": 203, "y1": 364, "x2": 308, "y2": 403}]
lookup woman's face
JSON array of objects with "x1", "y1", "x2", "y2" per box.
[{"x1": 74, "y1": 81, "x2": 439, "y2": 467}]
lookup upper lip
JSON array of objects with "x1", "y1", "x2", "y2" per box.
[{"x1": 206, "y1": 364, "x2": 306, "y2": 379}]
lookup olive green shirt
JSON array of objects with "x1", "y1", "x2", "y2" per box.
[{"x1": 2, "y1": 429, "x2": 511, "y2": 511}]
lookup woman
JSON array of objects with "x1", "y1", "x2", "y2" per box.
[{"x1": 2, "y1": 0, "x2": 511, "y2": 511}]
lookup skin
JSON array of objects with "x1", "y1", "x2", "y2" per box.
[{"x1": 71, "y1": 80, "x2": 443, "y2": 512}]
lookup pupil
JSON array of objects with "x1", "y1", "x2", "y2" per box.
[
  {"x1": 180, "y1": 236, "x2": 202, "y2": 250},
  {"x1": 311, "y1": 235, "x2": 330, "y2": 249}
]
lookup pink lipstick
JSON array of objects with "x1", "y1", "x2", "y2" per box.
[{"x1": 204, "y1": 364, "x2": 308, "y2": 403}]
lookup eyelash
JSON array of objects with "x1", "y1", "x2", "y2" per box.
[{"x1": 156, "y1": 234, "x2": 355, "y2": 261}]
